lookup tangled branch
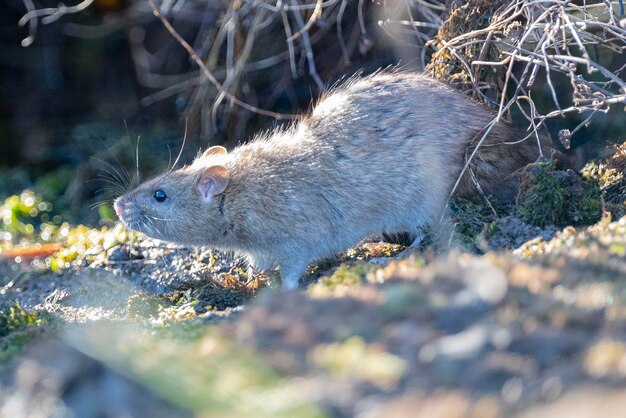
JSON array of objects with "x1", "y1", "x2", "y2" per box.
[
  {"x1": 421, "y1": 0, "x2": 626, "y2": 208},
  {"x1": 427, "y1": 0, "x2": 625, "y2": 148},
  {"x1": 18, "y1": 0, "x2": 624, "y2": 148}
]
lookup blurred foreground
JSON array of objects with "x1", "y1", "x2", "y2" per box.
[{"x1": 1, "y1": 208, "x2": 625, "y2": 417}]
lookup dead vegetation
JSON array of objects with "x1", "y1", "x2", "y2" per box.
[{"x1": 18, "y1": 0, "x2": 625, "y2": 149}]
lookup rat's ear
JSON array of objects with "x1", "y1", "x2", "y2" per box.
[
  {"x1": 202, "y1": 146, "x2": 227, "y2": 158},
  {"x1": 197, "y1": 165, "x2": 229, "y2": 203}
]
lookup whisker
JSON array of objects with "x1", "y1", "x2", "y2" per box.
[
  {"x1": 171, "y1": 118, "x2": 188, "y2": 171},
  {"x1": 117, "y1": 162, "x2": 132, "y2": 189},
  {"x1": 92, "y1": 181, "x2": 127, "y2": 197},
  {"x1": 121, "y1": 120, "x2": 135, "y2": 187},
  {"x1": 148, "y1": 220, "x2": 171, "y2": 266},
  {"x1": 144, "y1": 218, "x2": 165, "y2": 242},
  {"x1": 145, "y1": 215, "x2": 165, "y2": 237},
  {"x1": 167, "y1": 144, "x2": 172, "y2": 172},
  {"x1": 93, "y1": 176, "x2": 127, "y2": 189},
  {"x1": 90, "y1": 200, "x2": 114, "y2": 210},
  {"x1": 109, "y1": 150, "x2": 132, "y2": 190},
  {"x1": 92, "y1": 176, "x2": 125, "y2": 187},
  {"x1": 90, "y1": 170, "x2": 127, "y2": 192},
  {"x1": 135, "y1": 135, "x2": 141, "y2": 186},
  {"x1": 94, "y1": 188, "x2": 125, "y2": 199},
  {"x1": 89, "y1": 180, "x2": 125, "y2": 196},
  {"x1": 94, "y1": 164, "x2": 127, "y2": 189},
  {"x1": 93, "y1": 134, "x2": 133, "y2": 188},
  {"x1": 145, "y1": 214, "x2": 174, "y2": 222},
  {"x1": 90, "y1": 194, "x2": 114, "y2": 203},
  {"x1": 91, "y1": 157, "x2": 130, "y2": 191}
]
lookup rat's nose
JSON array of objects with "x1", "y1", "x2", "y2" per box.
[{"x1": 114, "y1": 200, "x2": 123, "y2": 218}]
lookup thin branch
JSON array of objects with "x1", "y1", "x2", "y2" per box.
[
  {"x1": 290, "y1": 0, "x2": 325, "y2": 90},
  {"x1": 148, "y1": 0, "x2": 296, "y2": 120},
  {"x1": 287, "y1": 0, "x2": 326, "y2": 42}
]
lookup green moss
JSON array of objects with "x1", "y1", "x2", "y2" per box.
[
  {"x1": 483, "y1": 221, "x2": 499, "y2": 238},
  {"x1": 166, "y1": 281, "x2": 250, "y2": 315},
  {"x1": 582, "y1": 143, "x2": 626, "y2": 219},
  {"x1": 517, "y1": 160, "x2": 565, "y2": 226},
  {"x1": 577, "y1": 183, "x2": 603, "y2": 224},
  {"x1": 98, "y1": 204, "x2": 115, "y2": 221},
  {"x1": 449, "y1": 198, "x2": 498, "y2": 246},
  {"x1": 32, "y1": 168, "x2": 74, "y2": 206},
  {"x1": 314, "y1": 262, "x2": 378, "y2": 289},
  {"x1": 0, "y1": 303, "x2": 47, "y2": 337},
  {"x1": 127, "y1": 293, "x2": 164, "y2": 319},
  {"x1": 0, "y1": 303, "x2": 52, "y2": 362},
  {"x1": 516, "y1": 159, "x2": 601, "y2": 227}
]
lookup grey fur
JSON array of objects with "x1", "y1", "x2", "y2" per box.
[{"x1": 114, "y1": 72, "x2": 540, "y2": 289}]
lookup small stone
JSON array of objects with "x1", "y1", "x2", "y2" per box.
[{"x1": 106, "y1": 246, "x2": 131, "y2": 262}]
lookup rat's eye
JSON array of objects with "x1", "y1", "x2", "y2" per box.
[{"x1": 153, "y1": 190, "x2": 167, "y2": 202}]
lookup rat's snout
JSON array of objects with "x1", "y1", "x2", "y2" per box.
[{"x1": 113, "y1": 198, "x2": 123, "y2": 218}]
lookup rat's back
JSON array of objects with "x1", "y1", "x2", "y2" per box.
[{"x1": 226, "y1": 72, "x2": 540, "y2": 288}]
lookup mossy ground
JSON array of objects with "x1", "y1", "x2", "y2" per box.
[
  {"x1": 516, "y1": 159, "x2": 602, "y2": 227},
  {"x1": 582, "y1": 141, "x2": 626, "y2": 219},
  {"x1": 0, "y1": 303, "x2": 53, "y2": 363}
]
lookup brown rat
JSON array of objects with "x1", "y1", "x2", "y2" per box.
[{"x1": 114, "y1": 72, "x2": 542, "y2": 289}]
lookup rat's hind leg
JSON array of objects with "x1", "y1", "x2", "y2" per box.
[
  {"x1": 406, "y1": 200, "x2": 448, "y2": 249},
  {"x1": 391, "y1": 226, "x2": 427, "y2": 260},
  {"x1": 407, "y1": 214, "x2": 453, "y2": 252},
  {"x1": 409, "y1": 225, "x2": 427, "y2": 248}
]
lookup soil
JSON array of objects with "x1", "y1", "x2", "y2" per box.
[{"x1": 0, "y1": 153, "x2": 625, "y2": 417}]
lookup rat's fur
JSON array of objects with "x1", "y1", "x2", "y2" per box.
[{"x1": 115, "y1": 72, "x2": 542, "y2": 289}]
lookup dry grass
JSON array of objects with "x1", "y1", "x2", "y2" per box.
[{"x1": 18, "y1": 0, "x2": 625, "y2": 152}]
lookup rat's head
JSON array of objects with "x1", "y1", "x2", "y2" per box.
[{"x1": 113, "y1": 146, "x2": 231, "y2": 245}]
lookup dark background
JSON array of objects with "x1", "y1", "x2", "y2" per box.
[{"x1": 1, "y1": 0, "x2": 624, "y2": 226}]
